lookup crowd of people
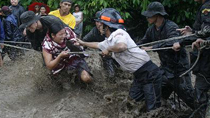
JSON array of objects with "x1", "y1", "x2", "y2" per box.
[{"x1": 0, "y1": 0, "x2": 210, "y2": 117}]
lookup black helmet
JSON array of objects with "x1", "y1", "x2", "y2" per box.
[
  {"x1": 94, "y1": 11, "x2": 102, "y2": 22},
  {"x1": 97, "y1": 8, "x2": 125, "y2": 29},
  {"x1": 142, "y1": 2, "x2": 168, "y2": 18}
]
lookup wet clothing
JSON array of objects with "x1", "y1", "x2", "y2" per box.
[
  {"x1": 2, "y1": 14, "x2": 24, "y2": 60},
  {"x1": 98, "y1": 29, "x2": 150, "y2": 73},
  {"x1": 191, "y1": 0, "x2": 210, "y2": 78},
  {"x1": 138, "y1": 19, "x2": 194, "y2": 109},
  {"x1": 189, "y1": 0, "x2": 210, "y2": 117},
  {"x1": 83, "y1": 26, "x2": 105, "y2": 42},
  {"x1": 3, "y1": 14, "x2": 24, "y2": 42},
  {"x1": 42, "y1": 27, "x2": 89, "y2": 75},
  {"x1": 83, "y1": 26, "x2": 116, "y2": 77},
  {"x1": 9, "y1": 4, "x2": 25, "y2": 26},
  {"x1": 49, "y1": 9, "x2": 76, "y2": 29},
  {"x1": 129, "y1": 60, "x2": 162, "y2": 111},
  {"x1": 26, "y1": 15, "x2": 64, "y2": 51},
  {"x1": 0, "y1": 19, "x2": 5, "y2": 43},
  {"x1": 98, "y1": 29, "x2": 162, "y2": 111},
  {"x1": 193, "y1": 0, "x2": 210, "y2": 31},
  {"x1": 0, "y1": 19, "x2": 4, "y2": 53}
]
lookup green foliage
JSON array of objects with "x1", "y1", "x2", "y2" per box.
[
  {"x1": 0, "y1": 0, "x2": 200, "y2": 37},
  {"x1": 0, "y1": 0, "x2": 10, "y2": 7}
]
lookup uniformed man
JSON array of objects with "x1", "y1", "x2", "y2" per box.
[
  {"x1": 175, "y1": 0, "x2": 210, "y2": 117},
  {"x1": 138, "y1": 2, "x2": 194, "y2": 109},
  {"x1": 77, "y1": 8, "x2": 162, "y2": 111}
]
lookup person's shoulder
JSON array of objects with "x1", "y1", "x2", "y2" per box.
[
  {"x1": 112, "y1": 29, "x2": 127, "y2": 38},
  {"x1": 165, "y1": 19, "x2": 179, "y2": 28},
  {"x1": 68, "y1": 13, "x2": 75, "y2": 19},
  {"x1": 146, "y1": 24, "x2": 154, "y2": 32},
  {"x1": 49, "y1": 9, "x2": 59, "y2": 15}
]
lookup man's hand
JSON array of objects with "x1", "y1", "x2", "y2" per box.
[
  {"x1": 76, "y1": 38, "x2": 85, "y2": 46},
  {"x1": 172, "y1": 42, "x2": 181, "y2": 51},
  {"x1": 141, "y1": 46, "x2": 153, "y2": 51},
  {"x1": 177, "y1": 26, "x2": 192, "y2": 35},
  {"x1": 192, "y1": 38, "x2": 205, "y2": 50},
  {"x1": 102, "y1": 49, "x2": 110, "y2": 56}
]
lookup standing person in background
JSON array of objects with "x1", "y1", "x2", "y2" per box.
[
  {"x1": 49, "y1": 0, "x2": 76, "y2": 29},
  {"x1": 9, "y1": 0, "x2": 25, "y2": 26},
  {"x1": 39, "y1": 5, "x2": 47, "y2": 16},
  {"x1": 1, "y1": 6, "x2": 24, "y2": 61},
  {"x1": 34, "y1": 5, "x2": 40, "y2": 15},
  {"x1": 73, "y1": 4, "x2": 83, "y2": 38},
  {"x1": 0, "y1": 18, "x2": 5, "y2": 67}
]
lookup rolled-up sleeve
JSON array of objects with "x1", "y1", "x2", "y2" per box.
[{"x1": 98, "y1": 40, "x2": 109, "y2": 51}]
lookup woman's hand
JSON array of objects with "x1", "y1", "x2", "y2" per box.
[{"x1": 59, "y1": 51, "x2": 70, "y2": 58}]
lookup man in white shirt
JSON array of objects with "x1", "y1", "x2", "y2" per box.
[{"x1": 77, "y1": 8, "x2": 162, "y2": 111}]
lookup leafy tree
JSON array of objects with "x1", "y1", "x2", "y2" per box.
[{"x1": 0, "y1": 0, "x2": 199, "y2": 39}]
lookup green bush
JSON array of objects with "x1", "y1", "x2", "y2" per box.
[{"x1": 0, "y1": 0, "x2": 199, "y2": 38}]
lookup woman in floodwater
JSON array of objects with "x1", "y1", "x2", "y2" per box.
[{"x1": 42, "y1": 21, "x2": 92, "y2": 83}]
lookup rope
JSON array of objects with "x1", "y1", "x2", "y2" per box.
[
  {"x1": 0, "y1": 42, "x2": 192, "y2": 55},
  {"x1": 188, "y1": 102, "x2": 210, "y2": 118},
  {"x1": 0, "y1": 43, "x2": 35, "y2": 52},
  {"x1": 179, "y1": 46, "x2": 206, "y2": 77},
  {"x1": 146, "y1": 47, "x2": 172, "y2": 51},
  {"x1": 2, "y1": 41, "x2": 31, "y2": 45},
  {"x1": 128, "y1": 34, "x2": 196, "y2": 50}
]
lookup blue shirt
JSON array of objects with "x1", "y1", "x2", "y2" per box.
[{"x1": 0, "y1": 19, "x2": 5, "y2": 43}]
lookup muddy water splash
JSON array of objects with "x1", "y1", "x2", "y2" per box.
[{"x1": 0, "y1": 50, "x2": 191, "y2": 118}]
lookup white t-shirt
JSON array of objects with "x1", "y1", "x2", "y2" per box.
[
  {"x1": 98, "y1": 29, "x2": 150, "y2": 73},
  {"x1": 73, "y1": 11, "x2": 83, "y2": 22}
]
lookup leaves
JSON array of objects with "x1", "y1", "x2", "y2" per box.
[{"x1": 0, "y1": 0, "x2": 199, "y2": 36}]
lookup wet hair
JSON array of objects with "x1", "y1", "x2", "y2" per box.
[
  {"x1": 48, "y1": 21, "x2": 65, "y2": 39},
  {"x1": 103, "y1": 24, "x2": 117, "y2": 33}
]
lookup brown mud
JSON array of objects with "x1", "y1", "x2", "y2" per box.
[{"x1": 0, "y1": 50, "x2": 193, "y2": 118}]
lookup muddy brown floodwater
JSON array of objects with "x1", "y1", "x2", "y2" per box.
[{"x1": 0, "y1": 49, "x2": 193, "y2": 118}]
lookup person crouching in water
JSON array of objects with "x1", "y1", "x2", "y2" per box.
[
  {"x1": 42, "y1": 21, "x2": 92, "y2": 83},
  {"x1": 76, "y1": 8, "x2": 162, "y2": 111}
]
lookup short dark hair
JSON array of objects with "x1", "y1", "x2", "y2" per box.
[{"x1": 60, "y1": 0, "x2": 72, "y2": 4}]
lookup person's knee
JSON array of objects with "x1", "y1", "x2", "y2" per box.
[{"x1": 80, "y1": 70, "x2": 92, "y2": 83}]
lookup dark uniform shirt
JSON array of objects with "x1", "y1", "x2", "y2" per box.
[
  {"x1": 138, "y1": 19, "x2": 190, "y2": 77},
  {"x1": 82, "y1": 26, "x2": 105, "y2": 42},
  {"x1": 191, "y1": 0, "x2": 210, "y2": 77}
]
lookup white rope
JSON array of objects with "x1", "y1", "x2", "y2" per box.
[
  {"x1": 2, "y1": 41, "x2": 31, "y2": 45},
  {"x1": 0, "y1": 43, "x2": 34, "y2": 52}
]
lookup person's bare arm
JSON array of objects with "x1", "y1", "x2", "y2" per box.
[
  {"x1": 77, "y1": 38, "x2": 99, "y2": 49},
  {"x1": 42, "y1": 50, "x2": 69, "y2": 70}
]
